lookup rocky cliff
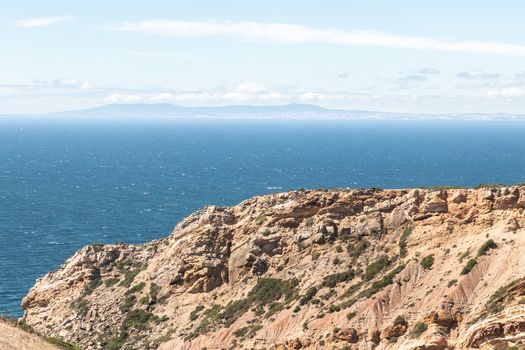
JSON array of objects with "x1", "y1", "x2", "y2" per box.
[{"x1": 20, "y1": 187, "x2": 525, "y2": 349}]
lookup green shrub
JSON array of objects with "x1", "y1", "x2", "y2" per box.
[
  {"x1": 265, "y1": 302, "x2": 285, "y2": 318},
  {"x1": 476, "y1": 184, "x2": 504, "y2": 189},
  {"x1": 461, "y1": 258, "x2": 477, "y2": 275},
  {"x1": 89, "y1": 243, "x2": 105, "y2": 252},
  {"x1": 360, "y1": 265, "x2": 405, "y2": 299},
  {"x1": 119, "y1": 268, "x2": 142, "y2": 288},
  {"x1": 191, "y1": 304, "x2": 223, "y2": 337},
  {"x1": 233, "y1": 326, "x2": 250, "y2": 338},
  {"x1": 487, "y1": 303, "x2": 504, "y2": 314},
  {"x1": 189, "y1": 279, "x2": 297, "y2": 337},
  {"x1": 458, "y1": 249, "x2": 471, "y2": 262},
  {"x1": 336, "y1": 245, "x2": 343, "y2": 253},
  {"x1": 119, "y1": 295, "x2": 136, "y2": 312},
  {"x1": 410, "y1": 322, "x2": 427, "y2": 338},
  {"x1": 399, "y1": 228, "x2": 412, "y2": 258},
  {"x1": 322, "y1": 270, "x2": 355, "y2": 288},
  {"x1": 393, "y1": 315, "x2": 407, "y2": 326},
  {"x1": 220, "y1": 278, "x2": 297, "y2": 326},
  {"x1": 420, "y1": 255, "x2": 434, "y2": 270},
  {"x1": 329, "y1": 305, "x2": 341, "y2": 313},
  {"x1": 364, "y1": 256, "x2": 390, "y2": 281},
  {"x1": 189, "y1": 305, "x2": 205, "y2": 321},
  {"x1": 115, "y1": 259, "x2": 132, "y2": 271},
  {"x1": 104, "y1": 278, "x2": 120, "y2": 288},
  {"x1": 80, "y1": 269, "x2": 101, "y2": 298},
  {"x1": 333, "y1": 257, "x2": 341, "y2": 265},
  {"x1": 447, "y1": 279, "x2": 458, "y2": 288},
  {"x1": 477, "y1": 239, "x2": 497, "y2": 257},
  {"x1": 150, "y1": 283, "x2": 161, "y2": 301},
  {"x1": 47, "y1": 337, "x2": 80, "y2": 350},
  {"x1": 105, "y1": 336, "x2": 126, "y2": 350},
  {"x1": 299, "y1": 287, "x2": 318, "y2": 305},
  {"x1": 126, "y1": 282, "x2": 146, "y2": 294},
  {"x1": 346, "y1": 311, "x2": 356, "y2": 320},
  {"x1": 339, "y1": 230, "x2": 351, "y2": 242},
  {"x1": 121, "y1": 309, "x2": 159, "y2": 332},
  {"x1": 139, "y1": 296, "x2": 149, "y2": 305},
  {"x1": 75, "y1": 299, "x2": 89, "y2": 316},
  {"x1": 348, "y1": 240, "x2": 369, "y2": 260}
]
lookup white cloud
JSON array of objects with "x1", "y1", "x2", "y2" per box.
[
  {"x1": 150, "y1": 93, "x2": 174, "y2": 102},
  {"x1": 458, "y1": 71, "x2": 501, "y2": 79},
  {"x1": 104, "y1": 94, "x2": 142, "y2": 103},
  {"x1": 398, "y1": 75, "x2": 427, "y2": 82},
  {"x1": 417, "y1": 68, "x2": 440, "y2": 75},
  {"x1": 148, "y1": 90, "x2": 283, "y2": 104},
  {"x1": 30, "y1": 79, "x2": 92, "y2": 90},
  {"x1": 234, "y1": 81, "x2": 266, "y2": 94},
  {"x1": 487, "y1": 87, "x2": 525, "y2": 97},
  {"x1": 130, "y1": 51, "x2": 199, "y2": 59},
  {"x1": 16, "y1": 16, "x2": 74, "y2": 28},
  {"x1": 111, "y1": 20, "x2": 525, "y2": 57}
]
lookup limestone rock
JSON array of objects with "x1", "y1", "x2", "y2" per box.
[{"x1": 18, "y1": 187, "x2": 525, "y2": 350}]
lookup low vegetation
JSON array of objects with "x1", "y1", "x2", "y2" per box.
[
  {"x1": 47, "y1": 337, "x2": 80, "y2": 350},
  {"x1": 189, "y1": 305, "x2": 205, "y2": 321},
  {"x1": 119, "y1": 268, "x2": 143, "y2": 288},
  {"x1": 339, "y1": 264, "x2": 405, "y2": 309},
  {"x1": 121, "y1": 309, "x2": 160, "y2": 333},
  {"x1": 126, "y1": 282, "x2": 146, "y2": 294},
  {"x1": 458, "y1": 249, "x2": 471, "y2": 262},
  {"x1": 190, "y1": 278, "x2": 298, "y2": 338},
  {"x1": 477, "y1": 239, "x2": 497, "y2": 257},
  {"x1": 347, "y1": 239, "x2": 369, "y2": 260},
  {"x1": 360, "y1": 264, "x2": 405, "y2": 299},
  {"x1": 393, "y1": 315, "x2": 407, "y2": 326},
  {"x1": 420, "y1": 254, "x2": 434, "y2": 270},
  {"x1": 104, "y1": 278, "x2": 120, "y2": 288},
  {"x1": 232, "y1": 326, "x2": 250, "y2": 338},
  {"x1": 346, "y1": 311, "x2": 356, "y2": 320},
  {"x1": 149, "y1": 283, "x2": 161, "y2": 303},
  {"x1": 364, "y1": 256, "x2": 390, "y2": 281},
  {"x1": 299, "y1": 286, "x2": 318, "y2": 305},
  {"x1": 410, "y1": 322, "x2": 427, "y2": 338},
  {"x1": 399, "y1": 228, "x2": 412, "y2": 258},
  {"x1": 322, "y1": 270, "x2": 355, "y2": 288},
  {"x1": 461, "y1": 258, "x2": 478, "y2": 275}
]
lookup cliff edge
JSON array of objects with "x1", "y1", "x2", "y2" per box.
[{"x1": 20, "y1": 187, "x2": 525, "y2": 349}]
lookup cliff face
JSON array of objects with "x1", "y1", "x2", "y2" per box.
[{"x1": 21, "y1": 187, "x2": 525, "y2": 350}]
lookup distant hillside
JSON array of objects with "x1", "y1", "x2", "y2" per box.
[
  {"x1": 46, "y1": 103, "x2": 347, "y2": 118},
  {"x1": 3, "y1": 103, "x2": 525, "y2": 120}
]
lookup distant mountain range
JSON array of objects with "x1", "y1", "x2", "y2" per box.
[{"x1": 4, "y1": 103, "x2": 525, "y2": 120}]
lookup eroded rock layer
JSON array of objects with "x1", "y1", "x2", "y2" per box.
[{"x1": 21, "y1": 187, "x2": 525, "y2": 349}]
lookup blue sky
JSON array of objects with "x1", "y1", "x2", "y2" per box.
[{"x1": 2, "y1": 0, "x2": 525, "y2": 114}]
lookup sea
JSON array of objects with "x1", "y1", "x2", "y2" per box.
[{"x1": 1, "y1": 117, "x2": 525, "y2": 317}]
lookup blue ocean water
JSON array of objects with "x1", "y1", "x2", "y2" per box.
[{"x1": 1, "y1": 118, "x2": 525, "y2": 317}]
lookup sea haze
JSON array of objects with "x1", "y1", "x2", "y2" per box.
[{"x1": 1, "y1": 118, "x2": 525, "y2": 316}]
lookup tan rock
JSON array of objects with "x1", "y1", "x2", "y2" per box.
[{"x1": 18, "y1": 187, "x2": 525, "y2": 350}]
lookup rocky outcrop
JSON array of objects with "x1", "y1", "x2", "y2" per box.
[{"x1": 20, "y1": 186, "x2": 525, "y2": 349}]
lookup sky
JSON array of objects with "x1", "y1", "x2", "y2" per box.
[{"x1": 2, "y1": 0, "x2": 525, "y2": 114}]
